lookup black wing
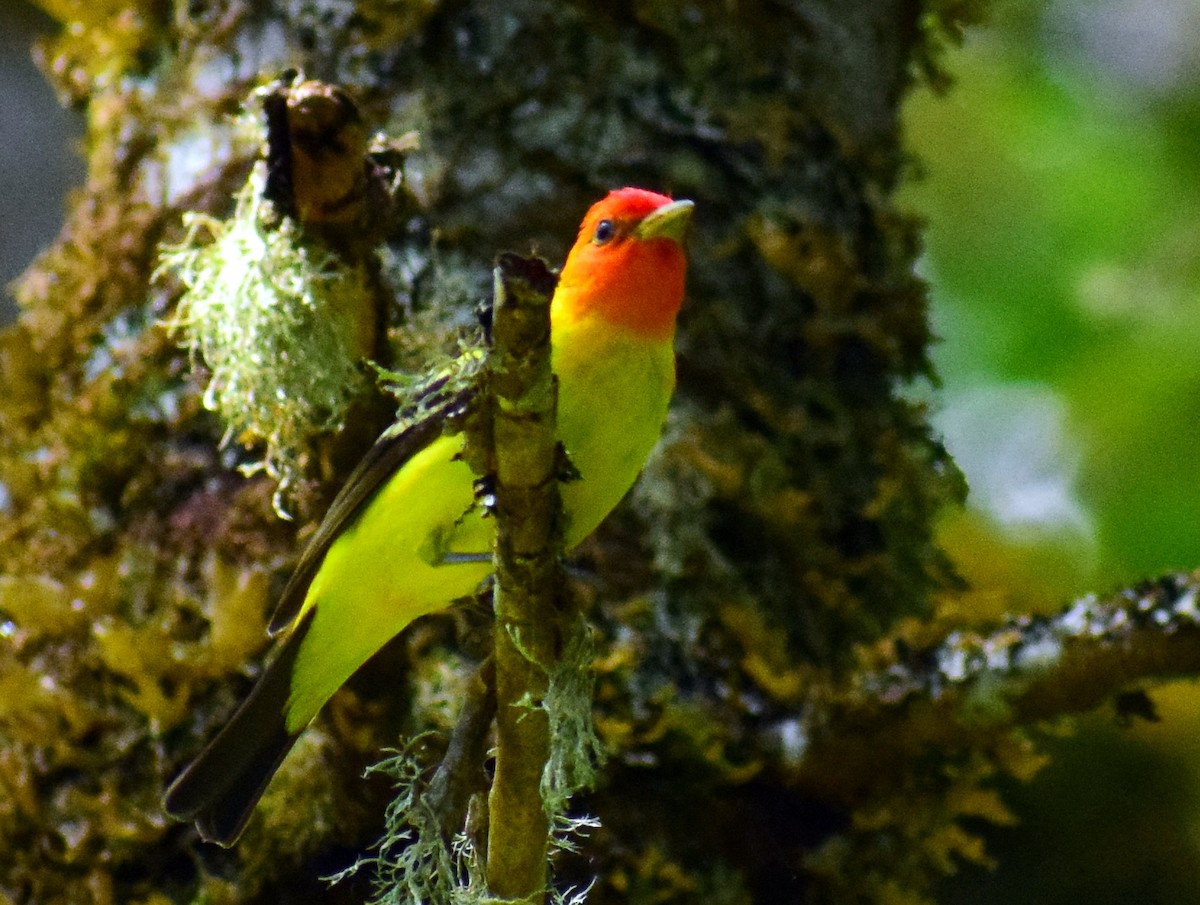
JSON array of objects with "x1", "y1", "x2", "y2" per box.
[{"x1": 162, "y1": 609, "x2": 315, "y2": 845}]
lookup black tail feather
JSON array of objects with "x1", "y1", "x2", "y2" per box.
[{"x1": 164, "y1": 611, "x2": 313, "y2": 846}]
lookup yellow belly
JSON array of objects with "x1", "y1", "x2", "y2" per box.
[{"x1": 285, "y1": 319, "x2": 674, "y2": 732}]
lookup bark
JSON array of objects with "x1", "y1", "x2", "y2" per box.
[
  {"x1": 483, "y1": 255, "x2": 561, "y2": 902},
  {"x1": 23, "y1": 2, "x2": 1189, "y2": 905}
]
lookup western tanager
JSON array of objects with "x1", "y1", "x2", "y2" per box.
[{"x1": 164, "y1": 187, "x2": 693, "y2": 845}]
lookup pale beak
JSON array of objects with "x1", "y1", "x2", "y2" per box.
[{"x1": 634, "y1": 199, "x2": 695, "y2": 244}]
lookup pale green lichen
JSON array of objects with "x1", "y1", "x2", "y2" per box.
[
  {"x1": 159, "y1": 164, "x2": 373, "y2": 511},
  {"x1": 328, "y1": 742, "x2": 489, "y2": 905},
  {"x1": 501, "y1": 608, "x2": 605, "y2": 813},
  {"x1": 539, "y1": 615, "x2": 605, "y2": 816},
  {"x1": 341, "y1": 736, "x2": 602, "y2": 905},
  {"x1": 372, "y1": 342, "x2": 486, "y2": 427},
  {"x1": 338, "y1": 614, "x2": 603, "y2": 904}
]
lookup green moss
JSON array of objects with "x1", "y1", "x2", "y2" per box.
[
  {"x1": 804, "y1": 750, "x2": 1019, "y2": 905},
  {"x1": 161, "y1": 165, "x2": 375, "y2": 510},
  {"x1": 0, "y1": 0, "x2": 1035, "y2": 903}
]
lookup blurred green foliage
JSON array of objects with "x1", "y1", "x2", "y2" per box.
[
  {"x1": 906, "y1": 0, "x2": 1200, "y2": 589},
  {"x1": 905, "y1": 1, "x2": 1200, "y2": 902}
]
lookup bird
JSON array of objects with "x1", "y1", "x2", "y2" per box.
[{"x1": 163, "y1": 187, "x2": 693, "y2": 845}]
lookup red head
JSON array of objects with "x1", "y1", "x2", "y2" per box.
[{"x1": 553, "y1": 188, "x2": 693, "y2": 342}]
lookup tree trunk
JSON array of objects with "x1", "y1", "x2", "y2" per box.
[{"x1": 15, "y1": 3, "x2": 1191, "y2": 905}]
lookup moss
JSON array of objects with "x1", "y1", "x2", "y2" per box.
[
  {"x1": 803, "y1": 749, "x2": 1019, "y2": 905},
  {"x1": 161, "y1": 164, "x2": 375, "y2": 508},
  {"x1": 0, "y1": 0, "x2": 1022, "y2": 903}
]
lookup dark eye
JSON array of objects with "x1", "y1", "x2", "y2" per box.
[{"x1": 593, "y1": 219, "x2": 615, "y2": 244}]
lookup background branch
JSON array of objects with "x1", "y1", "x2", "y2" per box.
[{"x1": 799, "y1": 572, "x2": 1200, "y2": 804}]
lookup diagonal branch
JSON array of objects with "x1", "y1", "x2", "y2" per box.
[{"x1": 797, "y1": 571, "x2": 1200, "y2": 803}]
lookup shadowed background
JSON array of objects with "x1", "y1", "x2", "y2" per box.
[
  {"x1": 4, "y1": 0, "x2": 1200, "y2": 902},
  {"x1": 0, "y1": 2, "x2": 83, "y2": 325}
]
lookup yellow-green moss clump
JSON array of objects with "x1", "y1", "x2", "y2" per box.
[
  {"x1": 161, "y1": 164, "x2": 375, "y2": 508},
  {"x1": 0, "y1": 1, "x2": 1066, "y2": 904}
]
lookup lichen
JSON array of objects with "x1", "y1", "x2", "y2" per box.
[
  {"x1": 160, "y1": 164, "x2": 374, "y2": 510},
  {"x1": 327, "y1": 742, "x2": 488, "y2": 905},
  {"x1": 539, "y1": 615, "x2": 605, "y2": 815},
  {"x1": 7, "y1": 1, "x2": 1126, "y2": 903}
]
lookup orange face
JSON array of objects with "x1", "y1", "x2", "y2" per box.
[{"x1": 554, "y1": 188, "x2": 693, "y2": 341}]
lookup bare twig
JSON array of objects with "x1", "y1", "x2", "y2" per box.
[{"x1": 424, "y1": 657, "x2": 496, "y2": 838}]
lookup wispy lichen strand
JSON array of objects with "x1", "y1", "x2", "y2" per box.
[
  {"x1": 160, "y1": 165, "x2": 372, "y2": 506},
  {"x1": 326, "y1": 744, "x2": 489, "y2": 905},
  {"x1": 539, "y1": 614, "x2": 604, "y2": 816}
]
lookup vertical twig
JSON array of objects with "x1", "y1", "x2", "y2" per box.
[{"x1": 485, "y1": 253, "x2": 562, "y2": 902}]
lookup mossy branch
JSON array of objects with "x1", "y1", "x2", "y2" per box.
[
  {"x1": 798, "y1": 571, "x2": 1200, "y2": 803},
  {"x1": 484, "y1": 254, "x2": 563, "y2": 902}
]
